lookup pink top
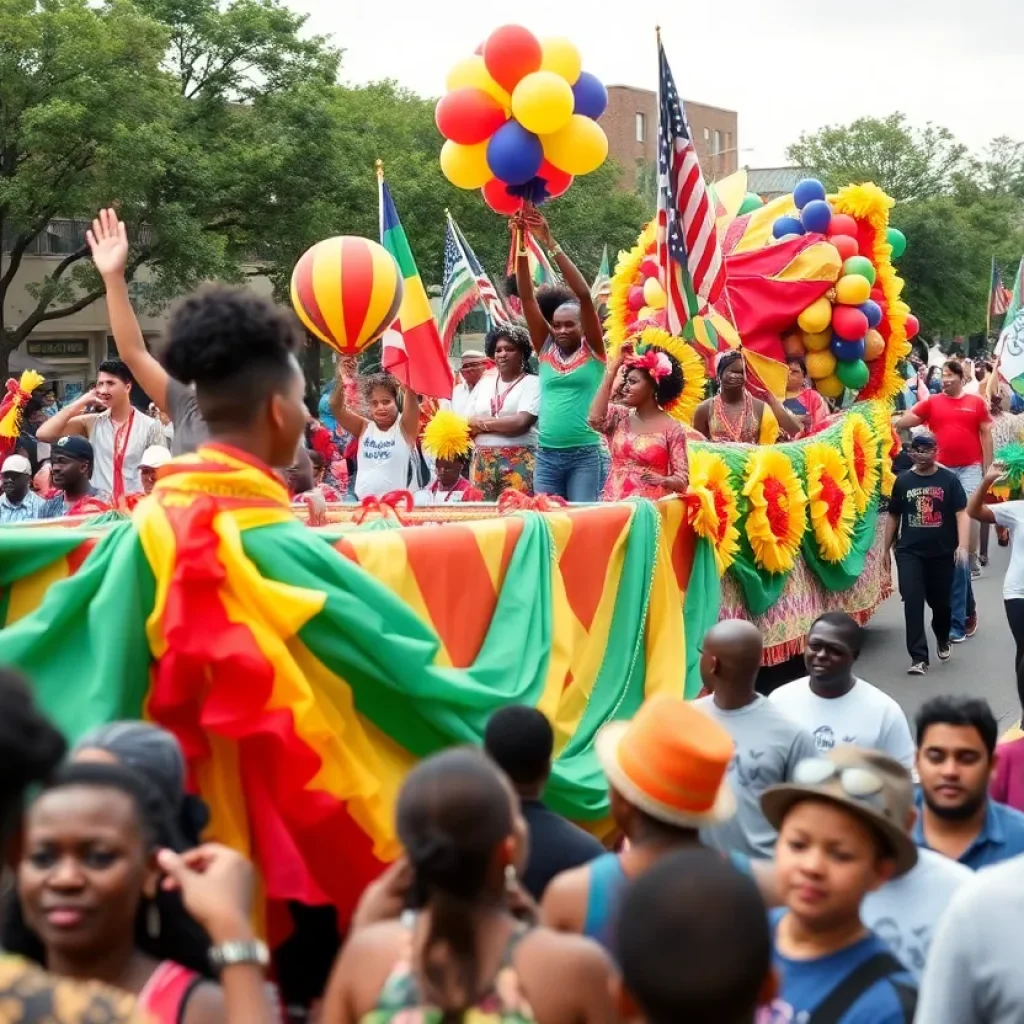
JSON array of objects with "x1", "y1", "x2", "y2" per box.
[
  {"x1": 138, "y1": 961, "x2": 200, "y2": 1024},
  {"x1": 991, "y1": 735, "x2": 1024, "y2": 814},
  {"x1": 597, "y1": 405, "x2": 688, "y2": 501}
]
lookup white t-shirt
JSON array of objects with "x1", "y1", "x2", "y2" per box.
[
  {"x1": 994, "y1": 501, "x2": 1024, "y2": 599},
  {"x1": 768, "y1": 676, "x2": 916, "y2": 771},
  {"x1": 441, "y1": 371, "x2": 495, "y2": 420},
  {"x1": 355, "y1": 421, "x2": 411, "y2": 499},
  {"x1": 861, "y1": 847, "x2": 972, "y2": 979},
  {"x1": 468, "y1": 374, "x2": 541, "y2": 448}
]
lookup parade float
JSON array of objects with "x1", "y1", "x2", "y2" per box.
[{"x1": 0, "y1": 19, "x2": 917, "y2": 929}]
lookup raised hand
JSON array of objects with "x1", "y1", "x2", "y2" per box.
[
  {"x1": 158, "y1": 843, "x2": 255, "y2": 941},
  {"x1": 87, "y1": 208, "x2": 129, "y2": 279}
]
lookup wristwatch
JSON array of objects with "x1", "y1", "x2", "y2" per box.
[{"x1": 208, "y1": 939, "x2": 270, "y2": 972}]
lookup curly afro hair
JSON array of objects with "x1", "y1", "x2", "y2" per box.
[
  {"x1": 485, "y1": 321, "x2": 534, "y2": 373},
  {"x1": 161, "y1": 286, "x2": 304, "y2": 430},
  {"x1": 360, "y1": 372, "x2": 400, "y2": 402},
  {"x1": 627, "y1": 350, "x2": 686, "y2": 409}
]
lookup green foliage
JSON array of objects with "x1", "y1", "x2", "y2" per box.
[{"x1": 787, "y1": 113, "x2": 1024, "y2": 341}]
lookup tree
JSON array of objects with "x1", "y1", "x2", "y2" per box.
[
  {"x1": 787, "y1": 113, "x2": 970, "y2": 202},
  {"x1": 0, "y1": 0, "x2": 342, "y2": 376}
]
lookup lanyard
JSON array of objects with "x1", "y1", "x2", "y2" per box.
[{"x1": 111, "y1": 409, "x2": 135, "y2": 503}]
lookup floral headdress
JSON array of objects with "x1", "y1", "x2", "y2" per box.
[
  {"x1": 0, "y1": 370, "x2": 45, "y2": 461},
  {"x1": 625, "y1": 344, "x2": 673, "y2": 382},
  {"x1": 422, "y1": 409, "x2": 473, "y2": 462}
]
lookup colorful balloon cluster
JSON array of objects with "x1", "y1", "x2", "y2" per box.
[
  {"x1": 436, "y1": 25, "x2": 609, "y2": 214},
  {"x1": 778, "y1": 178, "x2": 918, "y2": 400}
]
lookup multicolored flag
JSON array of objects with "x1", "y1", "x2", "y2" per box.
[
  {"x1": 440, "y1": 213, "x2": 507, "y2": 346},
  {"x1": 989, "y1": 256, "x2": 1014, "y2": 335},
  {"x1": 655, "y1": 36, "x2": 726, "y2": 335},
  {"x1": 995, "y1": 258, "x2": 1024, "y2": 395},
  {"x1": 378, "y1": 167, "x2": 454, "y2": 399},
  {"x1": 591, "y1": 245, "x2": 611, "y2": 307}
]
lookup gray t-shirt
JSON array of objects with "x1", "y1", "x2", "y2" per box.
[
  {"x1": 166, "y1": 377, "x2": 209, "y2": 456},
  {"x1": 696, "y1": 694, "x2": 819, "y2": 859},
  {"x1": 916, "y1": 852, "x2": 1024, "y2": 1022}
]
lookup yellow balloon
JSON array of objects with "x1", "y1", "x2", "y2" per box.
[
  {"x1": 864, "y1": 328, "x2": 885, "y2": 361},
  {"x1": 816, "y1": 373, "x2": 845, "y2": 398},
  {"x1": 643, "y1": 276, "x2": 666, "y2": 309},
  {"x1": 835, "y1": 274, "x2": 872, "y2": 306},
  {"x1": 541, "y1": 115, "x2": 608, "y2": 176},
  {"x1": 440, "y1": 139, "x2": 491, "y2": 190},
  {"x1": 539, "y1": 37, "x2": 582, "y2": 84},
  {"x1": 803, "y1": 329, "x2": 832, "y2": 352},
  {"x1": 797, "y1": 297, "x2": 832, "y2": 335},
  {"x1": 637, "y1": 305, "x2": 656, "y2": 320},
  {"x1": 445, "y1": 55, "x2": 510, "y2": 110},
  {"x1": 512, "y1": 71, "x2": 574, "y2": 136},
  {"x1": 806, "y1": 350, "x2": 836, "y2": 381}
]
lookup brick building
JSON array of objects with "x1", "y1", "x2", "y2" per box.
[{"x1": 603, "y1": 85, "x2": 738, "y2": 189}]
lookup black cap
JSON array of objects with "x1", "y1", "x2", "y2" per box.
[
  {"x1": 910, "y1": 431, "x2": 937, "y2": 450},
  {"x1": 52, "y1": 435, "x2": 94, "y2": 464}
]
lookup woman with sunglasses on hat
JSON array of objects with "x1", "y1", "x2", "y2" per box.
[
  {"x1": 758, "y1": 748, "x2": 918, "y2": 1023},
  {"x1": 321, "y1": 748, "x2": 616, "y2": 1023},
  {"x1": 693, "y1": 351, "x2": 803, "y2": 444}
]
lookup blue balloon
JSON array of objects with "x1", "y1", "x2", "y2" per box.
[
  {"x1": 772, "y1": 216, "x2": 805, "y2": 239},
  {"x1": 800, "y1": 199, "x2": 832, "y2": 235},
  {"x1": 793, "y1": 178, "x2": 827, "y2": 209},
  {"x1": 830, "y1": 336, "x2": 866, "y2": 362},
  {"x1": 572, "y1": 72, "x2": 608, "y2": 120},
  {"x1": 859, "y1": 299, "x2": 883, "y2": 329},
  {"x1": 486, "y1": 121, "x2": 543, "y2": 187}
]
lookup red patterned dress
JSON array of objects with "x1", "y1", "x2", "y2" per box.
[{"x1": 596, "y1": 405, "x2": 689, "y2": 501}]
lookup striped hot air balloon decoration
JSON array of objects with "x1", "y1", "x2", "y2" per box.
[{"x1": 290, "y1": 236, "x2": 405, "y2": 356}]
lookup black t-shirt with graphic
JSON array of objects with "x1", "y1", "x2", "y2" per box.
[{"x1": 889, "y1": 466, "x2": 967, "y2": 557}]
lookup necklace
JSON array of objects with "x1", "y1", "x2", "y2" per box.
[{"x1": 713, "y1": 392, "x2": 753, "y2": 443}]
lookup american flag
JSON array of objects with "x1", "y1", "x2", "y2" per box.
[
  {"x1": 990, "y1": 258, "x2": 1013, "y2": 320},
  {"x1": 656, "y1": 38, "x2": 726, "y2": 335},
  {"x1": 440, "y1": 213, "x2": 507, "y2": 347}
]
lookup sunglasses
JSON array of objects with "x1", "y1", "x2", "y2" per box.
[{"x1": 792, "y1": 758, "x2": 887, "y2": 810}]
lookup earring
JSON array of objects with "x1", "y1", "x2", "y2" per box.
[
  {"x1": 504, "y1": 863, "x2": 518, "y2": 894},
  {"x1": 147, "y1": 900, "x2": 161, "y2": 940}
]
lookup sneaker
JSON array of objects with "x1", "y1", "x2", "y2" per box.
[
  {"x1": 950, "y1": 633, "x2": 966, "y2": 644},
  {"x1": 980, "y1": 554, "x2": 989, "y2": 567},
  {"x1": 908, "y1": 662, "x2": 928, "y2": 675},
  {"x1": 966, "y1": 613, "x2": 978, "y2": 638},
  {"x1": 971, "y1": 568, "x2": 982, "y2": 581},
  {"x1": 938, "y1": 643, "x2": 951, "y2": 661}
]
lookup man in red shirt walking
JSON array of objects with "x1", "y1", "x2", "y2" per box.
[{"x1": 895, "y1": 358, "x2": 992, "y2": 642}]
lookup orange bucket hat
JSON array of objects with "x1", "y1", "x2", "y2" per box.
[{"x1": 596, "y1": 694, "x2": 735, "y2": 828}]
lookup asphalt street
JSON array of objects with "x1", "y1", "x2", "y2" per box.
[{"x1": 759, "y1": 542, "x2": 1022, "y2": 733}]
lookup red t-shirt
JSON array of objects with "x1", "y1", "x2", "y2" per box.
[{"x1": 910, "y1": 393, "x2": 989, "y2": 467}]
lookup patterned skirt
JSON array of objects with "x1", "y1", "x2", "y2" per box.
[{"x1": 471, "y1": 446, "x2": 536, "y2": 502}]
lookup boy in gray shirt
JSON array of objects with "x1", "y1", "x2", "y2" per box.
[{"x1": 696, "y1": 619, "x2": 819, "y2": 859}]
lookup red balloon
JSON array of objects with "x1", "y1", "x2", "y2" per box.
[
  {"x1": 435, "y1": 88, "x2": 508, "y2": 145},
  {"x1": 538, "y1": 159, "x2": 572, "y2": 199},
  {"x1": 905, "y1": 313, "x2": 920, "y2": 339},
  {"x1": 870, "y1": 287, "x2": 885, "y2": 303},
  {"x1": 640, "y1": 259, "x2": 659, "y2": 279},
  {"x1": 830, "y1": 234, "x2": 859, "y2": 262},
  {"x1": 627, "y1": 285, "x2": 646, "y2": 311},
  {"x1": 832, "y1": 305, "x2": 869, "y2": 341},
  {"x1": 482, "y1": 178, "x2": 521, "y2": 215},
  {"x1": 483, "y1": 24, "x2": 542, "y2": 93},
  {"x1": 828, "y1": 214, "x2": 859, "y2": 238}
]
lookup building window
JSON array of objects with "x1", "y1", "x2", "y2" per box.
[
  {"x1": 714, "y1": 130, "x2": 721, "y2": 155},
  {"x1": 704, "y1": 127, "x2": 710, "y2": 143},
  {"x1": 635, "y1": 112, "x2": 646, "y2": 143}
]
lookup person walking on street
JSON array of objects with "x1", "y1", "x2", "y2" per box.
[
  {"x1": 884, "y1": 432, "x2": 970, "y2": 674},
  {"x1": 967, "y1": 461, "x2": 1024, "y2": 723},
  {"x1": 893, "y1": 358, "x2": 990, "y2": 640}
]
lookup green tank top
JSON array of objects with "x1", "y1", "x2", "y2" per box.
[{"x1": 538, "y1": 341, "x2": 604, "y2": 449}]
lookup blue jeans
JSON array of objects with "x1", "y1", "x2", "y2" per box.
[
  {"x1": 949, "y1": 463, "x2": 982, "y2": 638},
  {"x1": 535, "y1": 445, "x2": 602, "y2": 502}
]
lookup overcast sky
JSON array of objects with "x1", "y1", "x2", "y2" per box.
[{"x1": 286, "y1": 0, "x2": 1023, "y2": 167}]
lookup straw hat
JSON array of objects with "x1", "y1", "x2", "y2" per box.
[
  {"x1": 595, "y1": 695, "x2": 736, "y2": 829},
  {"x1": 760, "y1": 746, "x2": 918, "y2": 877}
]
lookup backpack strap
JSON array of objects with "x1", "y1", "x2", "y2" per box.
[{"x1": 807, "y1": 951, "x2": 913, "y2": 1024}]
